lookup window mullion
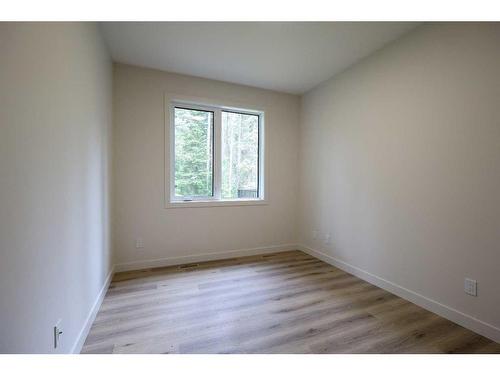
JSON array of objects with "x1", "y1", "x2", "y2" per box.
[{"x1": 213, "y1": 109, "x2": 222, "y2": 200}]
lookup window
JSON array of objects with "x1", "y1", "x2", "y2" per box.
[
  {"x1": 168, "y1": 100, "x2": 265, "y2": 207},
  {"x1": 173, "y1": 107, "x2": 214, "y2": 199},
  {"x1": 221, "y1": 111, "x2": 260, "y2": 199}
]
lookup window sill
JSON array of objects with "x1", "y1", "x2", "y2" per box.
[{"x1": 165, "y1": 199, "x2": 268, "y2": 209}]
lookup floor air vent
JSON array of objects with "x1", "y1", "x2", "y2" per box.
[{"x1": 178, "y1": 263, "x2": 199, "y2": 270}]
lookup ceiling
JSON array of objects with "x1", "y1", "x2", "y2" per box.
[{"x1": 100, "y1": 22, "x2": 419, "y2": 94}]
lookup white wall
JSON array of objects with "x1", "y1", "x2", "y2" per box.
[
  {"x1": 298, "y1": 23, "x2": 500, "y2": 340},
  {"x1": 0, "y1": 23, "x2": 113, "y2": 353},
  {"x1": 112, "y1": 64, "x2": 300, "y2": 269}
]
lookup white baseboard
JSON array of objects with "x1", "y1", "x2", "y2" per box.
[
  {"x1": 71, "y1": 266, "x2": 115, "y2": 354},
  {"x1": 114, "y1": 244, "x2": 298, "y2": 272},
  {"x1": 297, "y1": 244, "x2": 500, "y2": 344}
]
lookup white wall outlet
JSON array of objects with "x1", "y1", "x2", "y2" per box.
[
  {"x1": 312, "y1": 230, "x2": 319, "y2": 240},
  {"x1": 53, "y1": 319, "x2": 63, "y2": 349},
  {"x1": 464, "y1": 278, "x2": 477, "y2": 296},
  {"x1": 324, "y1": 233, "x2": 331, "y2": 245},
  {"x1": 135, "y1": 238, "x2": 144, "y2": 249}
]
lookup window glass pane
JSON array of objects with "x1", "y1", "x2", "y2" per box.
[
  {"x1": 221, "y1": 111, "x2": 259, "y2": 199},
  {"x1": 174, "y1": 107, "x2": 214, "y2": 197}
]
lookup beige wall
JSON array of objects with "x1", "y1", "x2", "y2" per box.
[
  {"x1": 298, "y1": 23, "x2": 500, "y2": 339},
  {"x1": 0, "y1": 23, "x2": 113, "y2": 353},
  {"x1": 112, "y1": 64, "x2": 300, "y2": 269}
]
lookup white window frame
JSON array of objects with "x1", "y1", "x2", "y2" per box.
[{"x1": 165, "y1": 93, "x2": 267, "y2": 208}]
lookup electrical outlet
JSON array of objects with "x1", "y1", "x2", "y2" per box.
[
  {"x1": 312, "y1": 230, "x2": 319, "y2": 240},
  {"x1": 464, "y1": 278, "x2": 477, "y2": 296},
  {"x1": 53, "y1": 319, "x2": 63, "y2": 349},
  {"x1": 324, "y1": 233, "x2": 331, "y2": 245},
  {"x1": 135, "y1": 238, "x2": 144, "y2": 249}
]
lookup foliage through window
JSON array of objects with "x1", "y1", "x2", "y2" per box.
[
  {"x1": 171, "y1": 102, "x2": 263, "y2": 203},
  {"x1": 174, "y1": 107, "x2": 214, "y2": 198},
  {"x1": 221, "y1": 111, "x2": 259, "y2": 199}
]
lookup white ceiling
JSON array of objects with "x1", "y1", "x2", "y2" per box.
[{"x1": 100, "y1": 22, "x2": 419, "y2": 94}]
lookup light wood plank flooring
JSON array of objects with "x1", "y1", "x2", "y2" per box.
[{"x1": 82, "y1": 250, "x2": 500, "y2": 354}]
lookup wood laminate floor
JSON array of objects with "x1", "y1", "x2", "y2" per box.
[{"x1": 82, "y1": 250, "x2": 500, "y2": 354}]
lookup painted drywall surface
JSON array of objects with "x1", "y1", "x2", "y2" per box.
[
  {"x1": 299, "y1": 23, "x2": 500, "y2": 329},
  {"x1": 113, "y1": 64, "x2": 300, "y2": 266},
  {"x1": 0, "y1": 23, "x2": 113, "y2": 353}
]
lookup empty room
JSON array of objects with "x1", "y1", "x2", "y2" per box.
[{"x1": 1, "y1": 3, "x2": 500, "y2": 370}]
